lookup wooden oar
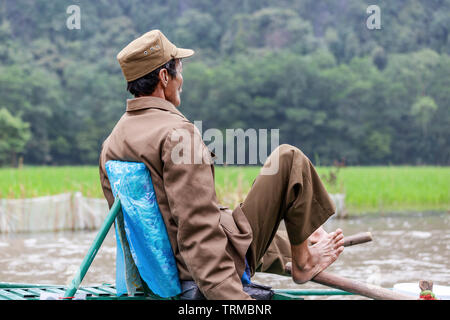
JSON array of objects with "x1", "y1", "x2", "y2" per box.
[
  {"x1": 285, "y1": 231, "x2": 416, "y2": 300},
  {"x1": 312, "y1": 271, "x2": 415, "y2": 300},
  {"x1": 343, "y1": 231, "x2": 372, "y2": 247}
]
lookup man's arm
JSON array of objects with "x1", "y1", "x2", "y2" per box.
[
  {"x1": 161, "y1": 122, "x2": 252, "y2": 300},
  {"x1": 99, "y1": 150, "x2": 115, "y2": 208}
]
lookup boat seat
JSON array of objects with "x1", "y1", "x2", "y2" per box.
[{"x1": 106, "y1": 160, "x2": 181, "y2": 298}]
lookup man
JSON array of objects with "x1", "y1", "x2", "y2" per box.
[{"x1": 99, "y1": 29, "x2": 344, "y2": 300}]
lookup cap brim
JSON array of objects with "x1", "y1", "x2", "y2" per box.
[{"x1": 173, "y1": 48, "x2": 195, "y2": 59}]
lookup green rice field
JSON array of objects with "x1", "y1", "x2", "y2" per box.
[{"x1": 0, "y1": 166, "x2": 449, "y2": 214}]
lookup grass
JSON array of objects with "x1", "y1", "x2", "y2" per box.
[
  {"x1": 0, "y1": 166, "x2": 102, "y2": 199},
  {"x1": 317, "y1": 166, "x2": 450, "y2": 213},
  {"x1": 0, "y1": 165, "x2": 448, "y2": 215}
]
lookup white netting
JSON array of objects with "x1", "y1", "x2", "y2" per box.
[
  {"x1": 329, "y1": 193, "x2": 346, "y2": 219},
  {"x1": 0, "y1": 192, "x2": 346, "y2": 233},
  {"x1": 0, "y1": 193, "x2": 108, "y2": 233}
]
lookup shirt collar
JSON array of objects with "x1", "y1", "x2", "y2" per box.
[{"x1": 126, "y1": 96, "x2": 186, "y2": 119}]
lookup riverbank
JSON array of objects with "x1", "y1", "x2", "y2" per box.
[{"x1": 1, "y1": 166, "x2": 449, "y2": 215}]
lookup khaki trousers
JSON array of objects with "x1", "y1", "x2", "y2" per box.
[{"x1": 240, "y1": 144, "x2": 336, "y2": 276}]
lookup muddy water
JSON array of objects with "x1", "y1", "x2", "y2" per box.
[{"x1": 0, "y1": 211, "x2": 448, "y2": 300}]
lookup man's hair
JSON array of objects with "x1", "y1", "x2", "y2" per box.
[{"x1": 127, "y1": 58, "x2": 177, "y2": 97}]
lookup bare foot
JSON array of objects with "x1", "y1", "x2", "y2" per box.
[
  {"x1": 308, "y1": 226, "x2": 328, "y2": 245},
  {"x1": 291, "y1": 229, "x2": 344, "y2": 284}
]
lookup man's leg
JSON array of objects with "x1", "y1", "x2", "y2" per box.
[
  {"x1": 240, "y1": 144, "x2": 344, "y2": 282},
  {"x1": 255, "y1": 230, "x2": 292, "y2": 275}
]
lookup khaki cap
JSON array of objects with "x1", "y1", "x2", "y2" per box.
[{"x1": 117, "y1": 30, "x2": 194, "y2": 82}]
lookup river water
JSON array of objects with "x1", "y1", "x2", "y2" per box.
[{"x1": 0, "y1": 211, "x2": 448, "y2": 300}]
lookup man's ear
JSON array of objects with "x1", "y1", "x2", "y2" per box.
[{"x1": 159, "y1": 68, "x2": 169, "y2": 87}]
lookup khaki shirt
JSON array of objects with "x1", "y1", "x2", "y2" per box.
[{"x1": 99, "y1": 96, "x2": 253, "y2": 300}]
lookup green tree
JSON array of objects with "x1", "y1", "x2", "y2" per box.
[
  {"x1": 0, "y1": 108, "x2": 31, "y2": 166},
  {"x1": 0, "y1": 0, "x2": 449, "y2": 166},
  {"x1": 174, "y1": 10, "x2": 222, "y2": 52},
  {"x1": 410, "y1": 96, "x2": 438, "y2": 135}
]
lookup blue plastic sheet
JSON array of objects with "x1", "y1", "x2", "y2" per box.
[
  {"x1": 241, "y1": 258, "x2": 251, "y2": 285},
  {"x1": 105, "y1": 160, "x2": 181, "y2": 298}
]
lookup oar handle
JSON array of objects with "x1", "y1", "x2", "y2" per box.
[
  {"x1": 312, "y1": 271, "x2": 415, "y2": 300},
  {"x1": 343, "y1": 232, "x2": 372, "y2": 247},
  {"x1": 284, "y1": 265, "x2": 415, "y2": 300},
  {"x1": 63, "y1": 197, "x2": 121, "y2": 299}
]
